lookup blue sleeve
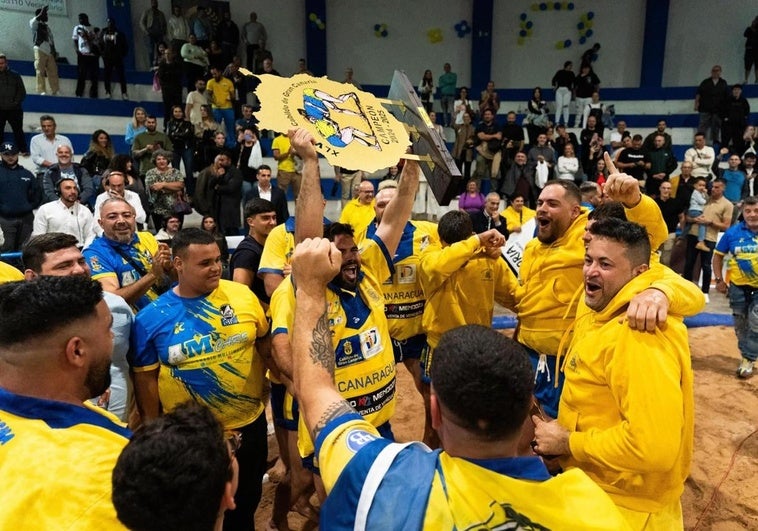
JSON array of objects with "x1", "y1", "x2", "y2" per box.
[
  {"x1": 715, "y1": 229, "x2": 732, "y2": 254},
  {"x1": 129, "y1": 311, "x2": 160, "y2": 370}
]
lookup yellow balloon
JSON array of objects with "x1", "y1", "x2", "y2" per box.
[{"x1": 518, "y1": 37, "x2": 525, "y2": 45}]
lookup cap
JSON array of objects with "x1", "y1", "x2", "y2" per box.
[{"x1": 0, "y1": 142, "x2": 18, "y2": 155}]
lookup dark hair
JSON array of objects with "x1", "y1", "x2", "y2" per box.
[
  {"x1": 588, "y1": 201, "x2": 627, "y2": 222},
  {"x1": 243, "y1": 198, "x2": 276, "y2": 219},
  {"x1": 22, "y1": 233, "x2": 80, "y2": 273},
  {"x1": 632, "y1": 134, "x2": 643, "y2": 142},
  {"x1": 0, "y1": 276, "x2": 103, "y2": 345},
  {"x1": 743, "y1": 196, "x2": 758, "y2": 207},
  {"x1": 713, "y1": 177, "x2": 727, "y2": 187},
  {"x1": 431, "y1": 325, "x2": 533, "y2": 441},
  {"x1": 691, "y1": 177, "x2": 707, "y2": 187},
  {"x1": 112, "y1": 402, "x2": 230, "y2": 531},
  {"x1": 437, "y1": 210, "x2": 473, "y2": 245},
  {"x1": 543, "y1": 179, "x2": 582, "y2": 205},
  {"x1": 587, "y1": 218, "x2": 651, "y2": 267},
  {"x1": 171, "y1": 228, "x2": 217, "y2": 257},
  {"x1": 108, "y1": 154, "x2": 134, "y2": 174},
  {"x1": 257, "y1": 164, "x2": 271, "y2": 174},
  {"x1": 162, "y1": 215, "x2": 182, "y2": 230},
  {"x1": 694, "y1": 132, "x2": 705, "y2": 139},
  {"x1": 145, "y1": 115, "x2": 157, "y2": 121},
  {"x1": 39, "y1": 114, "x2": 55, "y2": 124},
  {"x1": 563, "y1": 60, "x2": 572, "y2": 68},
  {"x1": 326, "y1": 222, "x2": 355, "y2": 242}
]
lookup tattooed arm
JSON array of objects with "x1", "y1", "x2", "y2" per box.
[{"x1": 291, "y1": 237, "x2": 356, "y2": 441}]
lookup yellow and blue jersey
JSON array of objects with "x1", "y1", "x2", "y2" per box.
[
  {"x1": 367, "y1": 220, "x2": 439, "y2": 341},
  {"x1": 274, "y1": 236, "x2": 397, "y2": 457},
  {"x1": 316, "y1": 413, "x2": 630, "y2": 530},
  {"x1": 715, "y1": 221, "x2": 758, "y2": 287},
  {"x1": 0, "y1": 262, "x2": 23, "y2": 284},
  {"x1": 340, "y1": 200, "x2": 376, "y2": 244},
  {"x1": 258, "y1": 216, "x2": 331, "y2": 278},
  {"x1": 84, "y1": 231, "x2": 160, "y2": 311},
  {"x1": 0, "y1": 388, "x2": 130, "y2": 530},
  {"x1": 130, "y1": 279, "x2": 269, "y2": 429}
]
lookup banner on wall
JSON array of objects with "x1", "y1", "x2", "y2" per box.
[{"x1": 0, "y1": 0, "x2": 67, "y2": 16}]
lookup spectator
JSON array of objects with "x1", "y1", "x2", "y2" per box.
[
  {"x1": 642, "y1": 119, "x2": 673, "y2": 152},
  {"x1": 695, "y1": 65, "x2": 729, "y2": 145},
  {"x1": 207, "y1": 40, "x2": 228, "y2": 72},
  {"x1": 166, "y1": 106, "x2": 195, "y2": 191},
  {"x1": 100, "y1": 18, "x2": 129, "y2": 100},
  {"x1": 194, "y1": 153, "x2": 226, "y2": 217},
  {"x1": 108, "y1": 155, "x2": 150, "y2": 217},
  {"x1": 80, "y1": 129, "x2": 114, "y2": 185},
  {"x1": 525, "y1": 86, "x2": 550, "y2": 146},
  {"x1": 654, "y1": 181, "x2": 685, "y2": 266},
  {"x1": 190, "y1": 6, "x2": 213, "y2": 49},
  {"x1": 478, "y1": 80, "x2": 500, "y2": 117},
  {"x1": 499, "y1": 151, "x2": 534, "y2": 206},
  {"x1": 181, "y1": 33, "x2": 209, "y2": 92},
  {"x1": 438, "y1": 63, "x2": 457, "y2": 127},
  {"x1": 501, "y1": 192, "x2": 536, "y2": 232},
  {"x1": 201, "y1": 215, "x2": 229, "y2": 266},
  {"x1": 232, "y1": 127, "x2": 263, "y2": 202},
  {"x1": 167, "y1": 4, "x2": 189, "y2": 53},
  {"x1": 453, "y1": 87, "x2": 473, "y2": 126},
  {"x1": 452, "y1": 110, "x2": 475, "y2": 180},
  {"x1": 245, "y1": 164, "x2": 288, "y2": 226},
  {"x1": 670, "y1": 160, "x2": 696, "y2": 206},
  {"x1": 132, "y1": 116, "x2": 173, "y2": 176},
  {"x1": 580, "y1": 115, "x2": 605, "y2": 175},
  {"x1": 271, "y1": 132, "x2": 301, "y2": 199},
  {"x1": 418, "y1": 69, "x2": 434, "y2": 114},
  {"x1": 293, "y1": 58, "x2": 312, "y2": 76},
  {"x1": 428, "y1": 111, "x2": 444, "y2": 137},
  {"x1": 553, "y1": 123, "x2": 579, "y2": 161},
  {"x1": 645, "y1": 133, "x2": 678, "y2": 198},
  {"x1": 473, "y1": 108, "x2": 502, "y2": 193},
  {"x1": 41, "y1": 145, "x2": 94, "y2": 206},
  {"x1": 715, "y1": 150, "x2": 746, "y2": 204},
  {"x1": 722, "y1": 84, "x2": 751, "y2": 155},
  {"x1": 139, "y1": 0, "x2": 167, "y2": 67},
  {"x1": 609, "y1": 120, "x2": 628, "y2": 157},
  {"x1": 154, "y1": 214, "x2": 182, "y2": 243},
  {"x1": 581, "y1": 90, "x2": 606, "y2": 130},
  {"x1": 590, "y1": 155, "x2": 608, "y2": 186},
  {"x1": 93, "y1": 169, "x2": 148, "y2": 234},
  {"x1": 742, "y1": 152, "x2": 758, "y2": 196},
  {"x1": 145, "y1": 150, "x2": 186, "y2": 229},
  {"x1": 207, "y1": 66, "x2": 236, "y2": 148},
  {"x1": 527, "y1": 132, "x2": 556, "y2": 193},
  {"x1": 72, "y1": 13, "x2": 99, "y2": 99},
  {"x1": 0, "y1": 142, "x2": 42, "y2": 251},
  {"x1": 580, "y1": 42, "x2": 601, "y2": 66},
  {"x1": 471, "y1": 192, "x2": 508, "y2": 236},
  {"x1": 156, "y1": 48, "x2": 184, "y2": 127},
  {"x1": 30, "y1": 115, "x2": 73, "y2": 179},
  {"x1": 458, "y1": 179, "x2": 486, "y2": 215},
  {"x1": 235, "y1": 104, "x2": 257, "y2": 134},
  {"x1": 615, "y1": 133, "x2": 649, "y2": 190},
  {"x1": 125, "y1": 106, "x2": 147, "y2": 148},
  {"x1": 242, "y1": 12, "x2": 267, "y2": 73},
  {"x1": 216, "y1": 11, "x2": 240, "y2": 62},
  {"x1": 343, "y1": 66, "x2": 360, "y2": 89},
  {"x1": 29, "y1": 6, "x2": 59, "y2": 96},
  {"x1": 0, "y1": 54, "x2": 28, "y2": 155},
  {"x1": 684, "y1": 132, "x2": 716, "y2": 179},
  {"x1": 556, "y1": 144, "x2": 582, "y2": 184},
  {"x1": 551, "y1": 61, "x2": 575, "y2": 126},
  {"x1": 185, "y1": 77, "x2": 209, "y2": 130},
  {"x1": 32, "y1": 176, "x2": 96, "y2": 247},
  {"x1": 501, "y1": 111, "x2": 525, "y2": 165},
  {"x1": 573, "y1": 64, "x2": 601, "y2": 128},
  {"x1": 223, "y1": 56, "x2": 247, "y2": 118},
  {"x1": 743, "y1": 16, "x2": 758, "y2": 84}
]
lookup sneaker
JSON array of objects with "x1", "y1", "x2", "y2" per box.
[
  {"x1": 695, "y1": 241, "x2": 710, "y2": 252},
  {"x1": 105, "y1": 93, "x2": 112, "y2": 99},
  {"x1": 704, "y1": 293, "x2": 710, "y2": 304},
  {"x1": 39, "y1": 92, "x2": 46, "y2": 96},
  {"x1": 122, "y1": 93, "x2": 129, "y2": 101},
  {"x1": 737, "y1": 358, "x2": 754, "y2": 379}
]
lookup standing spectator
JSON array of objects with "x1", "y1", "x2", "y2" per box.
[
  {"x1": 166, "y1": 106, "x2": 195, "y2": 192},
  {"x1": 214, "y1": 153, "x2": 243, "y2": 235},
  {"x1": 642, "y1": 119, "x2": 673, "y2": 152},
  {"x1": 0, "y1": 142, "x2": 41, "y2": 251},
  {"x1": 125, "y1": 106, "x2": 147, "y2": 148},
  {"x1": 0, "y1": 54, "x2": 28, "y2": 155},
  {"x1": 242, "y1": 12, "x2": 267, "y2": 73},
  {"x1": 684, "y1": 132, "x2": 716, "y2": 179},
  {"x1": 458, "y1": 180, "x2": 486, "y2": 215},
  {"x1": 271, "y1": 132, "x2": 301, "y2": 199},
  {"x1": 478, "y1": 80, "x2": 500, "y2": 117},
  {"x1": 722, "y1": 84, "x2": 751, "y2": 155},
  {"x1": 41, "y1": 145, "x2": 94, "y2": 206},
  {"x1": 29, "y1": 6, "x2": 59, "y2": 96},
  {"x1": 193, "y1": 153, "x2": 225, "y2": 216},
  {"x1": 206, "y1": 40, "x2": 228, "y2": 72},
  {"x1": 572, "y1": 64, "x2": 600, "y2": 128},
  {"x1": 194, "y1": 106, "x2": 221, "y2": 169},
  {"x1": 715, "y1": 150, "x2": 746, "y2": 204},
  {"x1": 335, "y1": 167, "x2": 363, "y2": 209},
  {"x1": 473, "y1": 108, "x2": 502, "y2": 194},
  {"x1": 232, "y1": 127, "x2": 263, "y2": 203},
  {"x1": 743, "y1": 16, "x2": 758, "y2": 84},
  {"x1": 216, "y1": 11, "x2": 240, "y2": 61},
  {"x1": 615, "y1": 134, "x2": 649, "y2": 190},
  {"x1": 100, "y1": 18, "x2": 129, "y2": 101},
  {"x1": 453, "y1": 87, "x2": 472, "y2": 126},
  {"x1": 645, "y1": 133, "x2": 678, "y2": 197},
  {"x1": 551, "y1": 61, "x2": 575, "y2": 126},
  {"x1": 156, "y1": 48, "x2": 184, "y2": 127},
  {"x1": 132, "y1": 116, "x2": 173, "y2": 177},
  {"x1": 580, "y1": 115, "x2": 604, "y2": 173},
  {"x1": 499, "y1": 152, "x2": 534, "y2": 206},
  {"x1": 72, "y1": 13, "x2": 99, "y2": 99},
  {"x1": 452, "y1": 110, "x2": 475, "y2": 180},
  {"x1": 581, "y1": 90, "x2": 606, "y2": 130},
  {"x1": 343, "y1": 66, "x2": 360, "y2": 89},
  {"x1": 180, "y1": 34, "x2": 208, "y2": 92},
  {"x1": 145, "y1": 150, "x2": 185, "y2": 229},
  {"x1": 501, "y1": 111, "x2": 525, "y2": 164},
  {"x1": 695, "y1": 65, "x2": 729, "y2": 145},
  {"x1": 418, "y1": 69, "x2": 434, "y2": 114},
  {"x1": 556, "y1": 144, "x2": 582, "y2": 184},
  {"x1": 80, "y1": 129, "x2": 114, "y2": 186},
  {"x1": 224, "y1": 57, "x2": 247, "y2": 118},
  {"x1": 190, "y1": 6, "x2": 213, "y2": 49},
  {"x1": 29, "y1": 115, "x2": 72, "y2": 178},
  {"x1": 235, "y1": 104, "x2": 257, "y2": 134},
  {"x1": 525, "y1": 86, "x2": 550, "y2": 146},
  {"x1": 167, "y1": 4, "x2": 189, "y2": 53},
  {"x1": 580, "y1": 42, "x2": 601, "y2": 66},
  {"x1": 185, "y1": 77, "x2": 209, "y2": 130},
  {"x1": 742, "y1": 152, "x2": 758, "y2": 197},
  {"x1": 139, "y1": 0, "x2": 167, "y2": 67},
  {"x1": 670, "y1": 160, "x2": 696, "y2": 206},
  {"x1": 654, "y1": 181, "x2": 685, "y2": 266},
  {"x1": 438, "y1": 62, "x2": 457, "y2": 127},
  {"x1": 207, "y1": 66, "x2": 236, "y2": 148},
  {"x1": 245, "y1": 164, "x2": 288, "y2": 226}
]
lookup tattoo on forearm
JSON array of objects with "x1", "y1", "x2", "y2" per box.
[
  {"x1": 309, "y1": 309, "x2": 334, "y2": 374},
  {"x1": 313, "y1": 399, "x2": 355, "y2": 441}
]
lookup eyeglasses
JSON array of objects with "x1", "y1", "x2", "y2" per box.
[{"x1": 226, "y1": 432, "x2": 242, "y2": 457}]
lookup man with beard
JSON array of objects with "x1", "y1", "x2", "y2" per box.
[
  {"x1": 132, "y1": 116, "x2": 173, "y2": 177},
  {"x1": 131, "y1": 228, "x2": 271, "y2": 530},
  {"x1": 0, "y1": 275, "x2": 130, "y2": 529},
  {"x1": 22, "y1": 232, "x2": 133, "y2": 422},
  {"x1": 84, "y1": 198, "x2": 172, "y2": 311}
]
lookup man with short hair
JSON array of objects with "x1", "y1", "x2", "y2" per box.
[
  {"x1": 615, "y1": 134, "x2": 650, "y2": 189},
  {"x1": 0, "y1": 275, "x2": 130, "y2": 528},
  {"x1": 113, "y1": 401, "x2": 238, "y2": 531},
  {"x1": 534, "y1": 218, "x2": 694, "y2": 529},
  {"x1": 471, "y1": 192, "x2": 508, "y2": 235},
  {"x1": 670, "y1": 160, "x2": 696, "y2": 206},
  {"x1": 185, "y1": 78, "x2": 209, "y2": 128},
  {"x1": 22, "y1": 232, "x2": 133, "y2": 422},
  {"x1": 230, "y1": 198, "x2": 277, "y2": 305},
  {"x1": 29, "y1": 114, "x2": 73, "y2": 177},
  {"x1": 32, "y1": 176, "x2": 95, "y2": 246},
  {"x1": 501, "y1": 110, "x2": 525, "y2": 162},
  {"x1": 478, "y1": 80, "x2": 500, "y2": 116},
  {"x1": 642, "y1": 119, "x2": 673, "y2": 152},
  {"x1": 741, "y1": 152, "x2": 757, "y2": 197},
  {"x1": 72, "y1": 13, "x2": 99, "y2": 98},
  {"x1": 29, "y1": 6, "x2": 60, "y2": 96},
  {"x1": 526, "y1": 132, "x2": 555, "y2": 194},
  {"x1": 84, "y1": 197, "x2": 172, "y2": 311},
  {"x1": 499, "y1": 151, "x2": 534, "y2": 206},
  {"x1": 438, "y1": 62, "x2": 457, "y2": 127},
  {"x1": 271, "y1": 132, "x2": 301, "y2": 199},
  {"x1": 241, "y1": 12, "x2": 267, "y2": 72},
  {"x1": 0, "y1": 54, "x2": 28, "y2": 155},
  {"x1": 684, "y1": 132, "x2": 716, "y2": 179},
  {"x1": 207, "y1": 66, "x2": 236, "y2": 149},
  {"x1": 644, "y1": 133, "x2": 677, "y2": 198},
  {"x1": 338, "y1": 179, "x2": 375, "y2": 242},
  {"x1": 139, "y1": 0, "x2": 167, "y2": 67},
  {"x1": 286, "y1": 240, "x2": 629, "y2": 528},
  {"x1": 579, "y1": 181, "x2": 601, "y2": 210},
  {"x1": 132, "y1": 116, "x2": 173, "y2": 176},
  {"x1": 93, "y1": 171, "x2": 147, "y2": 234},
  {"x1": 235, "y1": 104, "x2": 257, "y2": 133},
  {"x1": 474, "y1": 109, "x2": 502, "y2": 192},
  {"x1": 167, "y1": 4, "x2": 189, "y2": 53},
  {"x1": 41, "y1": 144, "x2": 94, "y2": 204},
  {"x1": 245, "y1": 164, "x2": 288, "y2": 226},
  {"x1": 654, "y1": 181, "x2": 685, "y2": 266},
  {"x1": 0, "y1": 141, "x2": 41, "y2": 252},
  {"x1": 131, "y1": 227, "x2": 271, "y2": 530},
  {"x1": 609, "y1": 120, "x2": 627, "y2": 157},
  {"x1": 715, "y1": 151, "x2": 746, "y2": 204},
  {"x1": 713, "y1": 195, "x2": 758, "y2": 379},
  {"x1": 695, "y1": 65, "x2": 729, "y2": 144}
]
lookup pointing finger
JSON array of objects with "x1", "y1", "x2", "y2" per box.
[{"x1": 604, "y1": 151, "x2": 619, "y2": 175}]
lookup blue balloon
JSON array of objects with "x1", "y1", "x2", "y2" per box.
[
  {"x1": 520, "y1": 12, "x2": 527, "y2": 20},
  {"x1": 568, "y1": 2, "x2": 574, "y2": 9},
  {"x1": 526, "y1": 21, "x2": 533, "y2": 29},
  {"x1": 539, "y1": 2, "x2": 547, "y2": 10},
  {"x1": 520, "y1": 29, "x2": 527, "y2": 37},
  {"x1": 579, "y1": 36, "x2": 586, "y2": 44},
  {"x1": 554, "y1": 2, "x2": 561, "y2": 9},
  {"x1": 564, "y1": 39, "x2": 572, "y2": 47},
  {"x1": 587, "y1": 11, "x2": 594, "y2": 19},
  {"x1": 585, "y1": 29, "x2": 593, "y2": 37},
  {"x1": 577, "y1": 22, "x2": 584, "y2": 29},
  {"x1": 374, "y1": 24, "x2": 380, "y2": 30}
]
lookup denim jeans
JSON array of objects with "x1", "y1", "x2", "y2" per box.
[{"x1": 728, "y1": 283, "x2": 758, "y2": 362}]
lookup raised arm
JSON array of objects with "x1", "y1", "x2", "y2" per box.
[
  {"x1": 374, "y1": 160, "x2": 420, "y2": 255},
  {"x1": 290, "y1": 128, "x2": 324, "y2": 244}
]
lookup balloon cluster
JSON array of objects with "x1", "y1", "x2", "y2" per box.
[
  {"x1": 576, "y1": 12, "x2": 595, "y2": 45},
  {"x1": 426, "y1": 28, "x2": 443, "y2": 44},
  {"x1": 374, "y1": 23, "x2": 388, "y2": 38},
  {"x1": 532, "y1": 2, "x2": 575, "y2": 11},
  {"x1": 517, "y1": 12, "x2": 534, "y2": 45},
  {"x1": 308, "y1": 12, "x2": 325, "y2": 30},
  {"x1": 454, "y1": 20, "x2": 471, "y2": 38}
]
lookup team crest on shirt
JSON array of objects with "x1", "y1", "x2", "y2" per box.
[
  {"x1": 481, "y1": 268, "x2": 493, "y2": 281},
  {"x1": 173, "y1": 322, "x2": 185, "y2": 334},
  {"x1": 343, "y1": 340, "x2": 353, "y2": 356},
  {"x1": 345, "y1": 429, "x2": 377, "y2": 453},
  {"x1": 359, "y1": 327, "x2": 383, "y2": 358},
  {"x1": 397, "y1": 264, "x2": 416, "y2": 284},
  {"x1": 220, "y1": 304, "x2": 239, "y2": 326},
  {"x1": 89, "y1": 256, "x2": 102, "y2": 273}
]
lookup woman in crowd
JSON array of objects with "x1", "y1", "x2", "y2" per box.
[
  {"x1": 109, "y1": 153, "x2": 150, "y2": 216},
  {"x1": 166, "y1": 106, "x2": 196, "y2": 194},
  {"x1": 453, "y1": 87, "x2": 473, "y2": 126},
  {"x1": 525, "y1": 87, "x2": 550, "y2": 147},
  {"x1": 418, "y1": 69, "x2": 434, "y2": 114},
  {"x1": 202, "y1": 215, "x2": 229, "y2": 277},
  {"x1": 452, "y1": 110, "x2": 475, "y2": 180},
  {"x1": 556, "y1": 143, "x2": 583, "y2": 184},
  {"x1": 144, "y1": 150, "x2": 186, "y2": 229},
  {"x1": 458, "y1": 179, "x2": 486, "y2": 215},
  {"x1": 232, "y1": 127, "x2": 263, "y2": 203},
  {"x1": 125, "y1": 106, "x2": 147, "y2": 147},
  {"x1": 194, "y1": 105, "x2": 221, "y2": 171},
  {"x1": 81, "y1": 129, "x2": 115, "y2": 191}
]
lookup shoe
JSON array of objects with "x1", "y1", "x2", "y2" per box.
[
  {"x1": 737, "y1": 358, "x2": 754, "y2": 379},
  {"x1": 122, "y1": 93, "x2": 129, "y2": 101},
  {"x1": 105, "y1": 93, "x2": 111, "y2": 99},
  {"x1": 39, "y1": 92, "x2": 46, "y2": 96},
  {"x1": 704, "y1": 293, "x2": 710, "y2": 304},
  {"x1": 695, "y1": 241, "x2": 710, "y2": 252}
]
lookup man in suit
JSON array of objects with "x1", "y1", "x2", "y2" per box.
[{"x1": 247, "y1": 164, "x2": 288, "y2": 226}]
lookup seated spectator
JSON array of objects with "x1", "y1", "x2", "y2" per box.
[
  {"x1": 471, "y1": 192, "x2": 508, "y2": 236},
  {"x1": 501, "y1": 193, "x2": 536, "y2": 233},
  {"x1": 32, "y1": 176, "x2": 96, "y2": 247},
  {"x1": 556, "y1": 144, "x2": 583, "y2": 184},
  {"x1": 109, "y1": 154, "x2": 150, "y2": 216},
  {"x1": 125, "y1": 106, "x2": 147, "y2": 148},
  {"x1": 42, "y1": 145, "x2": 94, "y2": 206},
  {"x1": 525, "y1": 87, "x2": 550, "y2": 145},
  {"x1": 154, "y1": 214, "x2": 182, "y2": 243},
  {"x1": 112, "y1": 402, "x2": 238, "y2": 531},
  {"x1": 458, "y1": 179, "x2": 486, "y2": 215},
  {"x1": 80, "y1": 129, "x2": 114, "y2": 190},
  {"x1": 94, "y1": 169, "x2": 148, "y2": 234}
]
